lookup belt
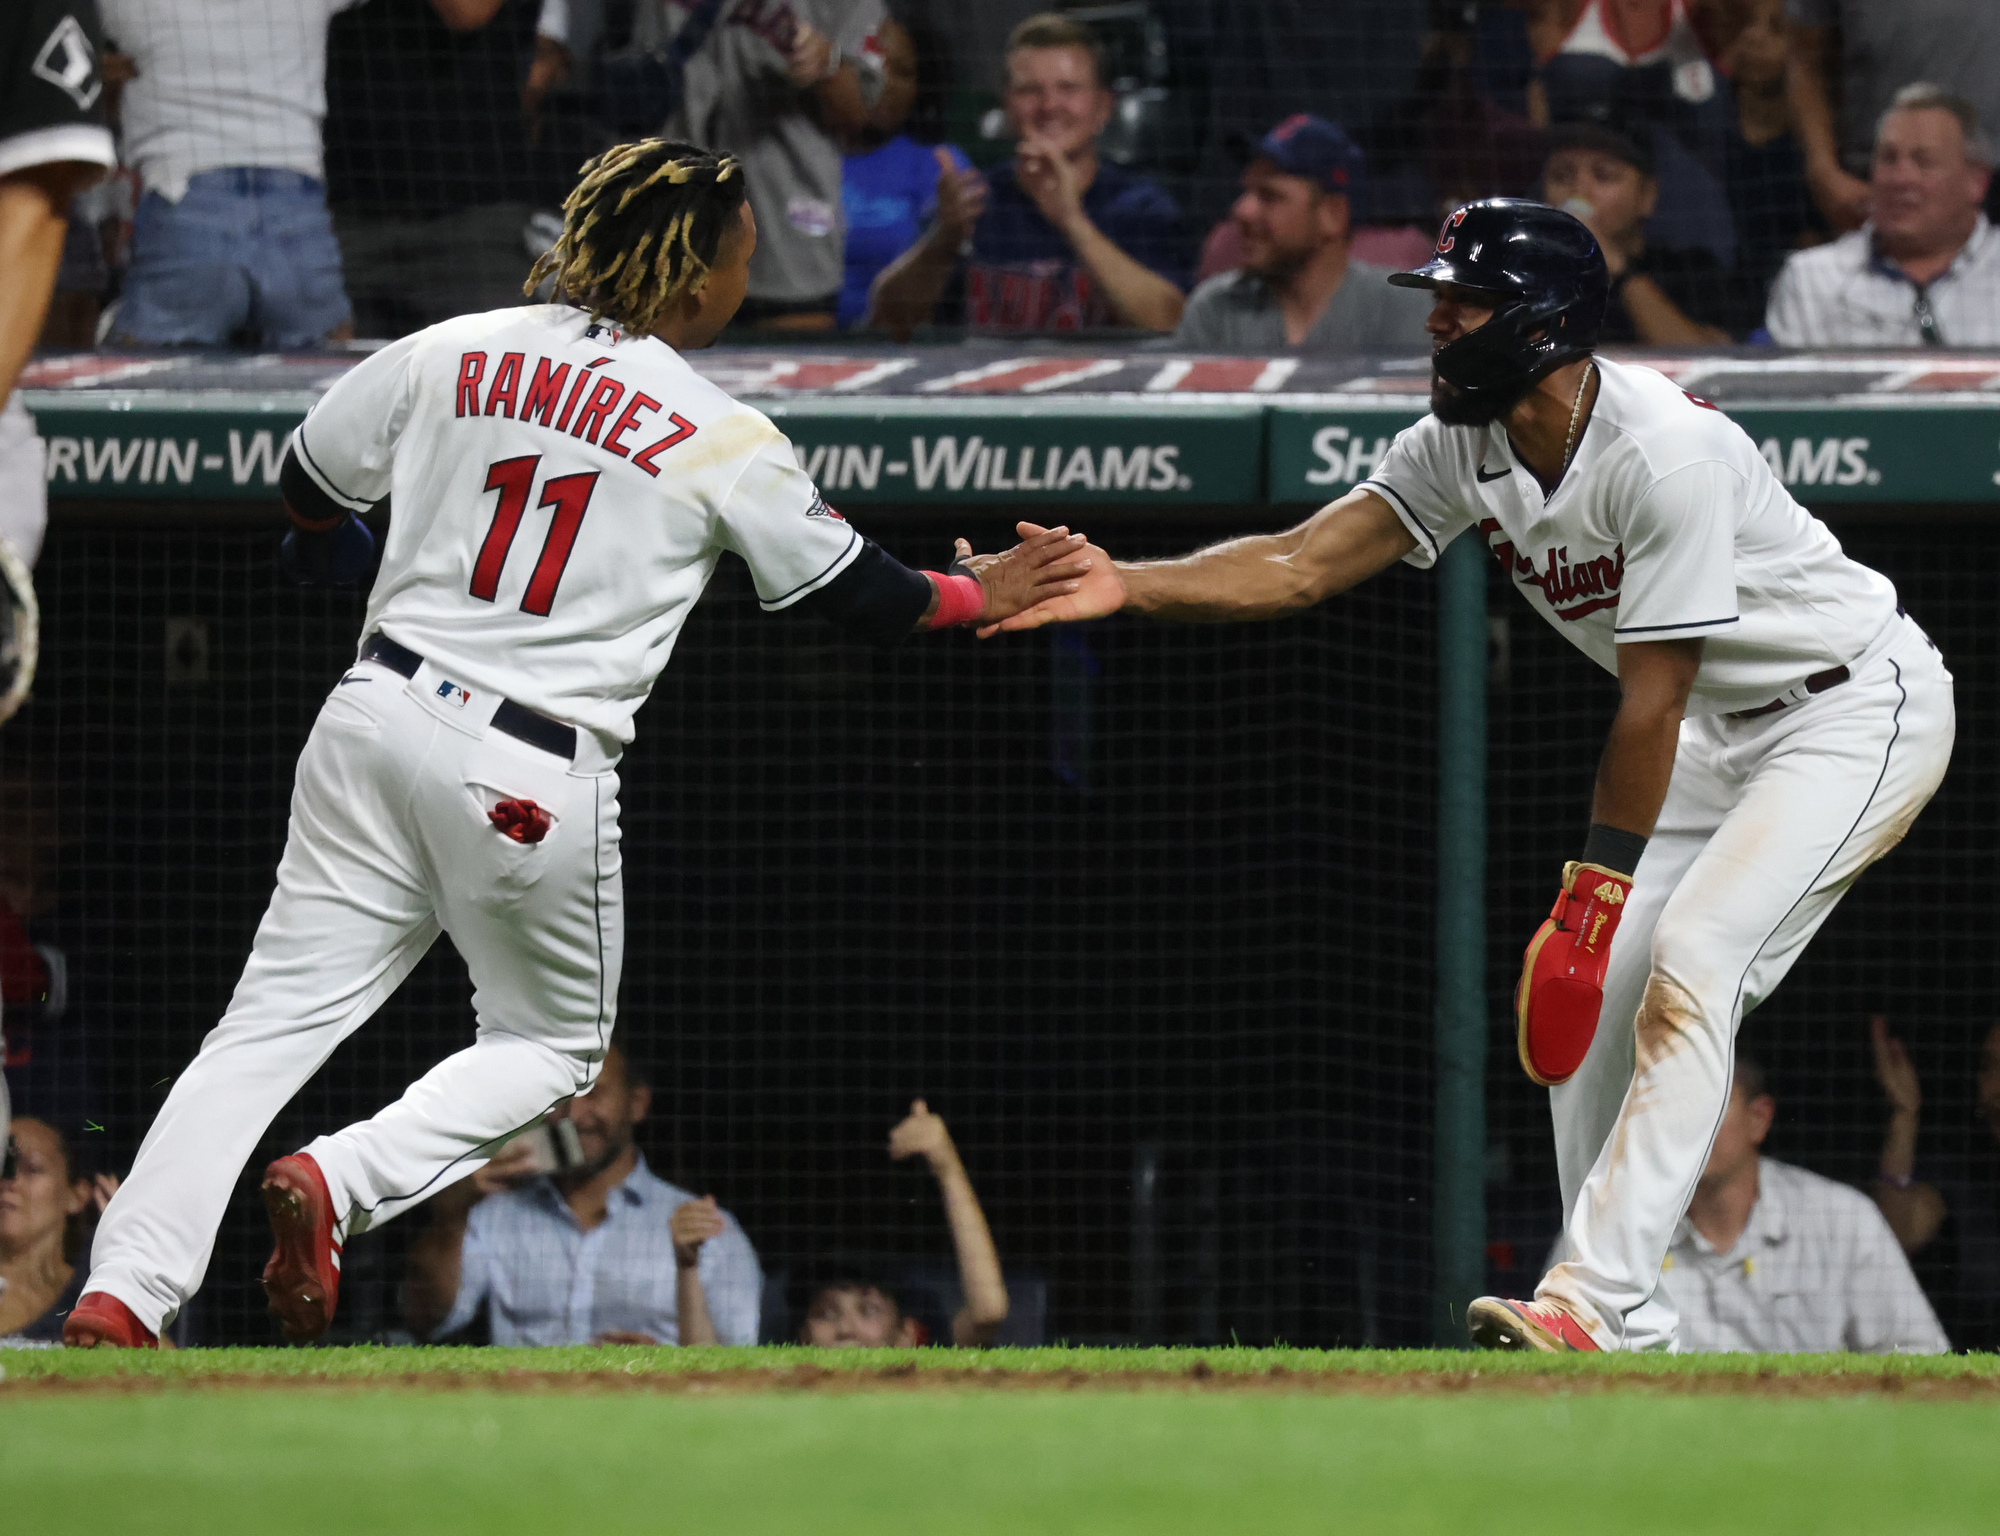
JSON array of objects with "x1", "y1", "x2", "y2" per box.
[
  {"x1": 358, "y1": 634, "x2": 578, "y2": 760},
  {"x1": 1726, "y1": 665, "x2": 1850, "y2": 721}
]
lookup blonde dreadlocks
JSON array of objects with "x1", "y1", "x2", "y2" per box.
[{"x1": 525, "y1": 140, "x2": 747, "y2": 336}]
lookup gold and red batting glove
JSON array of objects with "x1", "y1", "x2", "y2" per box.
[{"x1": 1516, "y1": 861, "x2": 1633, "y2": 1086}]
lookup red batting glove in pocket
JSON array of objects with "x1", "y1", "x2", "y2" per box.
[
  {"x1": 488, "y1": 798, "x2": 551, "y2": 844},
  {"x1": 1516, "y1": 861, "x2": 1633, "y2": 1086}
]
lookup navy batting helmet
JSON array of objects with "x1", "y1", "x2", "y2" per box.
[{"x1": 1389, "y1": 198, "x2": 1607, "y2": 410}]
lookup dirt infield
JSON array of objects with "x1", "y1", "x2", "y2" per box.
[{"x1": 9, "y1": 1348, "x2": 2000, "y2": 1399}]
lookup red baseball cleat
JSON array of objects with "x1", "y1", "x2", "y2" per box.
[
  {"x1": 261, "y1": 1152, "x2": 343, "y2": 1343},
  {"x1": 62, "y1": 1291, "x2": 160, "y2": 1349},
  {"x1": 1467, "y1": 1296, "x2": 1602, "y2": 1353}
]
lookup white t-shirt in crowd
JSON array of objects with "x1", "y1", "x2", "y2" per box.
[
  {"x1": 1766, "y1": 216, "x2": 2000, "y2": 348},
  {"x1": 1659, "y1": 1158, "x2": 1950, "y2": 1354},
  {"x1": 1362, "y1": 356, "x2": 1900, "y2": 715},
  {"x1": 292, "y1": 304, "x2": 859, "y2": 750},
  {"x1": 98, "y1": 0, "x2": 364, "y2": 201}
]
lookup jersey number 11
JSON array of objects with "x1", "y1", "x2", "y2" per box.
[{"x1": 472, "y1": 455, "x2": 600, "y2": 616}]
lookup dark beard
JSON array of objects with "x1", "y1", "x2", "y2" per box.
[{"x1": 1429, "y1": 369, "x2": 1510, "y2": 426}]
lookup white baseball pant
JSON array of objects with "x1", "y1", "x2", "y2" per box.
[
  {"x1": 1537, "y1": 613, "x2": 1953, "y2": 1350},
  {"x1": 86, "y1": 651, "x2": 623, "y2": 1333}
]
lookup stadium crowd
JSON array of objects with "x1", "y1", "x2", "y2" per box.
[
  {"x1": 5, "y1": 0, "x2": 2000, "y2": 1356},
  {"x1": 21, "y1": 0, "x2": 2000, "y2": 354}
]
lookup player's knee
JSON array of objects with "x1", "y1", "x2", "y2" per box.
[{"x1": 1630, "y1": 963, "x2": 1727, "y2": 1075}]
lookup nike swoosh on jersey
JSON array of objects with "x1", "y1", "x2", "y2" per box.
[{"x1": 1476, "y1": 464, "x2": 1511, "y2": 482}]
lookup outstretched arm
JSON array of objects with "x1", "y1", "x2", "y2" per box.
[
  {"x1": 989, "y1": 487, "x2": 1418, "y2": 633},
  {"x1": 1868, "y1": 1015, "x2": 1948, "y2": 1253},
  {"x1": 888, "y1": 1100, "x2": 1008, "y2": 1347}
]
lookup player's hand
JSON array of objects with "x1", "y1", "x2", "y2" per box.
[
  {"x1": 472, "y1": 1135, "x2": 543, "y2": 1195},
  {"x1": 1871, "y1": 1014, "x2": 1923, "y2": 1119},
  {"x1": 978, "y1": 521, "x2": 1125, "y2": 636},
  {"x1": 671, "y1": 1194, "x2": 725, "y2": 1269},
  {"x1": 933, "y1": 148, "x2": 989, "y2": 243},
  {"x1": 887, "y1": 1098, "x2": 957, "y2": 1168},
  {"x1": 955, "y1": 525, "x2": 1092, "y2": 624}
]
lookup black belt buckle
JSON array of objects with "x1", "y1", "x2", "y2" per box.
[{"x1": 356, "y1": 633, "x2": 577, "y2": 761}]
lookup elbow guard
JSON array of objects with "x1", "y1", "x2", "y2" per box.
[{"x1": 791, "y1": 538, "x2": 935, "y2": 647}]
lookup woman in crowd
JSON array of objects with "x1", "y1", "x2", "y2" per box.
[
  {"x1": 837, "y1": 12, "x2": 977, "y2": 330},
  {"x1": 0, "y1": 1117, "x2": 117, "y2": 1341}
]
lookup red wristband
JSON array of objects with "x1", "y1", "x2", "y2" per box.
[{"x1": 923, "y1": 571, "x2": 984, "y2": 629}]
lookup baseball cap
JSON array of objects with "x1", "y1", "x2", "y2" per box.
[
  {"x1": 1237, "y1": 113, "x2": 1369, "y2": 215},
  {"x1": 1544, "y1": 99, "x2": 1656, "y2": 178}
]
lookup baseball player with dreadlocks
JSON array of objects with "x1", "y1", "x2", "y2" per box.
[
  {"x1": 64, "y1": 140, "x2": 1093, "y2": 1348},
  {"x1": 991, "y1": 198, "x2": 1955, "y2": 1353}
]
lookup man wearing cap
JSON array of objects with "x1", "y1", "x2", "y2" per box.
[
  {"x1": 1170, "y1": 114, "x2": 1432, "y2": 355},
  {"x1": 1541, "y1": 112, "x2": 1745, "y2": 344}
]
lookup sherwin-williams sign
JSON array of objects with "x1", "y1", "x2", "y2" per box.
[
  {"x1": 1265, "y1": 403, "x2": 2000, "y2": 505},
  {"x1": 764, "y1": 402, "x2": 1264, "y2": 504},
  {"x1": 26, "y1": 394, "x2": 1266, "y2": 506}
]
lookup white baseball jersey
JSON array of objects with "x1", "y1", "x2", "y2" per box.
[
  {"x1": 290, "y1": 304, "x2": 861, "y2": 747},
  {"x1": 1363, "y1": 357, "x2": 1901, "y2": 715}
]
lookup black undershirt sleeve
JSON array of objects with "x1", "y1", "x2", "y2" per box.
[
  {"x1": 279, "y1": 446, "x2": 348, "y2": 528},
  {"x1": 790, "y1": 538, "x2": 934, "y2": 647}
]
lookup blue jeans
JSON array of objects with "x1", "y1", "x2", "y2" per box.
[{"x1": 117, "y1": 168, "x2": 352, "y2": 347}]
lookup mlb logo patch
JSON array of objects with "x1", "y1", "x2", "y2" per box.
[
  {"x1": 437, "y1": 681, "x2": 473, "y2": 709},
  {"x1": 583, "y1": 322, "x2": 624, "y2": 346}
]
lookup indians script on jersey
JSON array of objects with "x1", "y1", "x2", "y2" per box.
[{"x1": 1479, "y1": 518, "x2": 1624, "y2": 621}]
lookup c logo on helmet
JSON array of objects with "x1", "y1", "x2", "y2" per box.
[{"x1": 1437, "y1": 207, "x2": 1468, "y2": 255}]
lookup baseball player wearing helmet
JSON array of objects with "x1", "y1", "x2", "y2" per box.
[
  {"x1": 991, "y1": 198, "x2": 1954, "y2": 1353},
  {"x1": 64, "y1": 139, "x2": 1092, "y2": 1349}
]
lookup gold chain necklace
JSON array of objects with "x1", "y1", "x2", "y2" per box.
[{"x1": 1560, "y1": 360, "x2": 1595, "y2": 479}]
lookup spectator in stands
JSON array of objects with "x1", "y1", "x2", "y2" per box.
[
  {"x1": 1718, "y1": 1, "x2": 1823, "y2": 315},
  {"x1": 99, "y1": 0, "x2": 506, "y2": 349},
  {"x1": 837, "y1": 13, "x2": 973, "y2": 330},
  {"x1": 1170, "y1": 115, "x2": 1430, "y2": 355},
  {"x1": 666, "y1": 0, "x2": 891, "y2": 332},
  {"x1": 403, "y1": 1044, "x2": 763, "y2": 1346},
  {"x1": 1786, "y1": 0, "x2": 2000, "y2": 232},
  {"x1": 784, "y1": 1100, "x2": 1009, "y2": 1348},
  {"x1": 1869, "y1": 1017, "x2": 2000, "y2": 1354},
  {"x1": 1536, "y1": 0, "x2": 1743, "y2": 265},
  {"x1": 1656, "y1": 1048, "x2": 1948, "y2": 1354},
  {"x1": 1541, "y1": 108, "x2": 1741, "y2": 341},
  {"x1": 869, "y1": 13, "x2": 1190, "y2": 338},
  {"x1": 1765, "y1": 85, "x2": 2000, "y2": 347},
  {"x1": 325, "y1": 0, "x2": 553, "y2": 339},
  {"x1": 0, "y1": 1117, "x2": 117, "y2": 1342}
]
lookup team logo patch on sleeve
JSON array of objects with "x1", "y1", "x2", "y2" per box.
[
  {"x1": 436, "y1": 681, "x2": 473, "y2": 709},
  {"x1": 805, "y1": 490, "x2": 844, "y2": 521}
]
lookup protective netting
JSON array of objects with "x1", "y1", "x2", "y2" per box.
[
  {"x1": 1483, "y1": 515, "x2": 2000, "y2": 1351},
  {"x1": 9, "y1": 507, "x2": 1998, "y2": 1348},
  {"x1": 8, "y1": 511, "x2": 1436, "y2": 1346}
]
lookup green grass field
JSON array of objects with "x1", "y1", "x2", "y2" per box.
[{"x1": 7, "y1": 1346, "x2": 1999, "y2": 1535}]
